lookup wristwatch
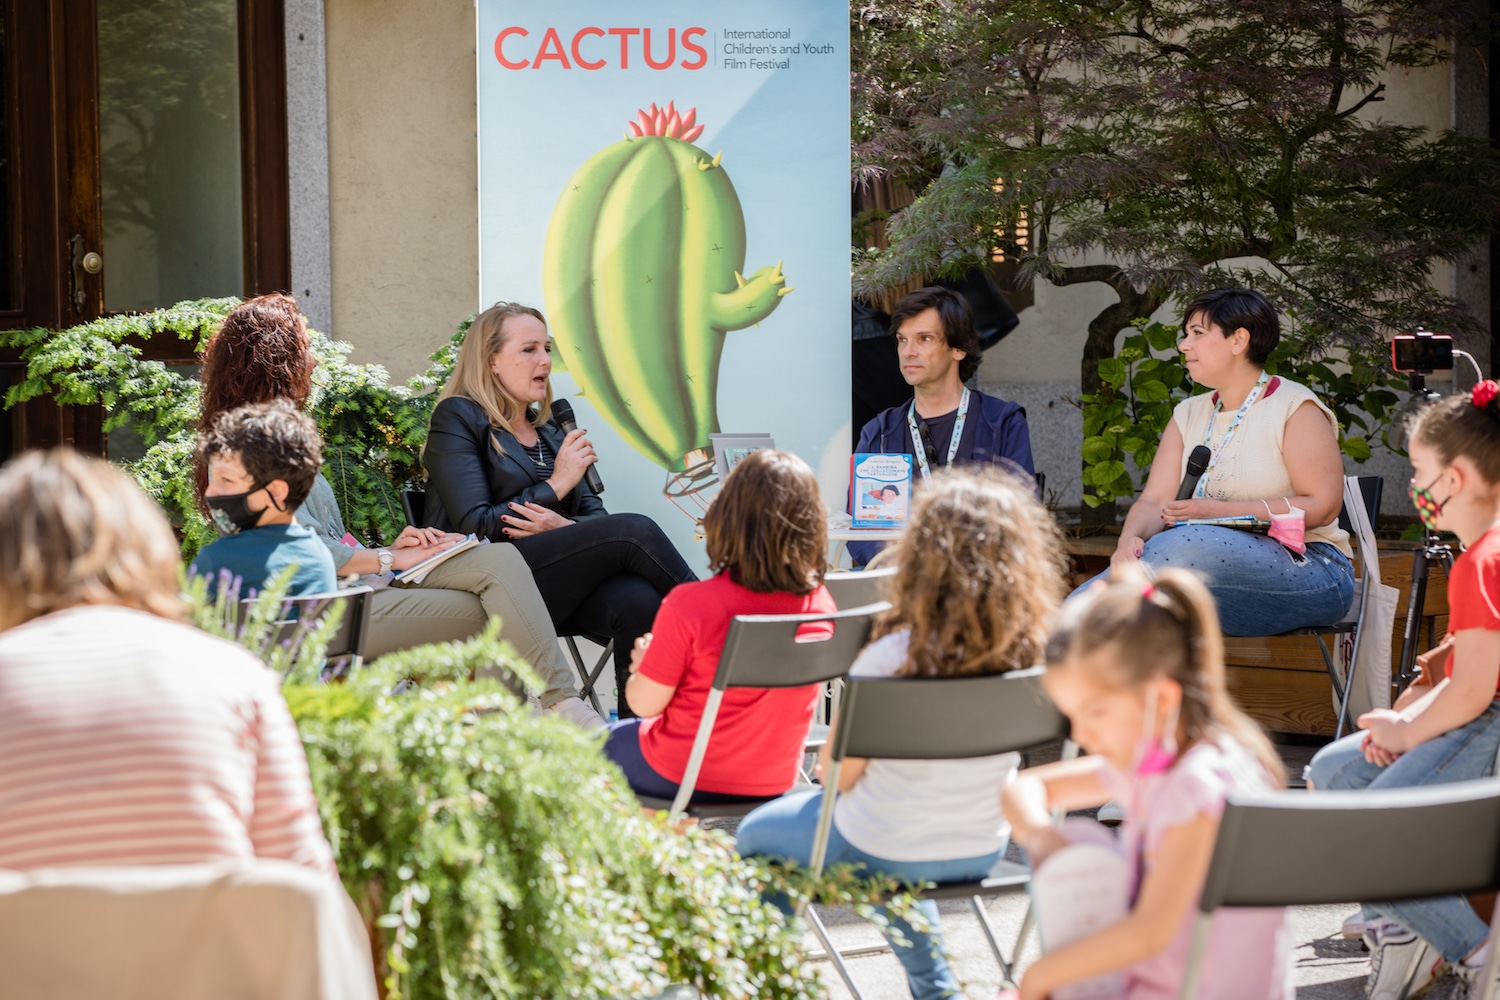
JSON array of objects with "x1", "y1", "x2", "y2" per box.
[{"x1": 376, "y1": 548, "x2": 394, "y2": 575}]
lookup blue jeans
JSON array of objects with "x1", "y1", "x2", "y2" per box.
[
  {"x1": 736, "y1": 791, "x2": 1002, "y2": 1000},
  {"x1": 1072, "y1": 527, "x2": 1354, "y2": 636},
  {"x1": 1306, "y1": 700, "x2": 1500, "y2": 962}
]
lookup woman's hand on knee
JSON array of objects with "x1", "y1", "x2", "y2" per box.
[
  {"x1": 1160, "y1": 498, "x2": 1224, "y2": 524},
  {"x1": 501, "y1": 502, "x2": 575, "y2": 538},
  {"x1": 393, "y1": 525, "x2": 455, "y2": 549},
  {"x1": 1111, "y1": 536, "x2": 1145, "y2": 569}
]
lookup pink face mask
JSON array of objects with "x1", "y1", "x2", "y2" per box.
[
  {"x1": 1134, "y1": 683, "x2": 1180, "y2": 777},
  {"x1": 1262, "y1": 497, "x2": 1306, "y2": 555}
]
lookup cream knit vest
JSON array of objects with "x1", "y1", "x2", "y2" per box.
[{"x1": 1171, "y1": 377, "x2": 1352, "y2": 556}]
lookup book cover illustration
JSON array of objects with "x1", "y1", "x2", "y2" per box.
[{"x1": 851, "y1": 453, "x2": 913, "y2": 528}]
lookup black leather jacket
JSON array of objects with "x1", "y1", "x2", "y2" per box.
[{"x1": 422, "y1": 395, "x2": 606, "y2": 541}]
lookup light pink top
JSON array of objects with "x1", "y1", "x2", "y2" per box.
[
  {"x1": 1102, "y1": 736, "x2": 1294, "y2": 1000},
  {"x1": 0, "y1": 606, "x2": 333, "y2": 872}
]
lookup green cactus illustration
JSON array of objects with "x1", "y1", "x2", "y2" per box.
[{"x1": 542, "y1": 102, "x2": 791, "y2": 472}]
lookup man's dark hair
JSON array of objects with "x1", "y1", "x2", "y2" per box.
[
  {"x1": 196, "y1": 399, "x2": 324, "y2": 511},
  {"x1": 1180, "y1": 287, "x2": 1281, "y2": 366},
  {"x1": 890, "y1": 286, "x2": 983, "y2": 382}
]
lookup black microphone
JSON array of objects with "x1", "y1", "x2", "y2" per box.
[
  {"x1": 550, "y1": 399, "x2": 604, "y2": 495},
  {"x1": 1175, "y1": 445, "x2": 1212, "y2": 501}
]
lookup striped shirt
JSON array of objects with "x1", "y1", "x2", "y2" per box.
[{"x1": 0, "y1": 605, "x2": 333, "y2": 872}]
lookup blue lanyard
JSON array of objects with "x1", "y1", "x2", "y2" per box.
[
  {"x1": 908, "y1": 388, "x2": 970, "y2": 484},
  {"x1": 1195, "y1": 371, "x2": 1269, "y2": 498}
]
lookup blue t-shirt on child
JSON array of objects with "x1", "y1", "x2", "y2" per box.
[{"x1": 190, "y1": 523, "x2": 338, "y2": 600}]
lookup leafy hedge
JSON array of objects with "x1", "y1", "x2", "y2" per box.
[
  {"x1": 190, "y1": 577, "x2": 916, "y2": 1000},
  {"x1": 1, "y1": 299, "x2": 468, "y2": 558}
]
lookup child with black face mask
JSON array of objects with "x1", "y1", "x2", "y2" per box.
[{"x1": 189, "y1": 399, "x2": 336, "y2": 600}]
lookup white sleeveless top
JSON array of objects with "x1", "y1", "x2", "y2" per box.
[
  {"x1": 832, "y1": 631, "x2": 1018, "y2": 862},
  {"x1": 1171, "y1": 377, "x2": 1351, "y2": 556}
]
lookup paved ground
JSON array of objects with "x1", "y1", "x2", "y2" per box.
[
  {"x1": 798, "y1": 895, "x2": 1409, "y2": 998},
  {"x1": 705, "y1": 739, "x2": 1471, "y2": 999}
]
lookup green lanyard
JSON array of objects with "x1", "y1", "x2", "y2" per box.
[{"x1": 1195, "y1": 371, "x2": 1269, "y2": 499}]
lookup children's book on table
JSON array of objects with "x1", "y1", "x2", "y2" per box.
[{"x1": 851, "y1": 453, "x2": 913, "y2": 528}]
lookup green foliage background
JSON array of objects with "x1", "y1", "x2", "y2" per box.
[
  {"x1": 1078, "y1": 320, "x2": 1404, "y2": 508},
  {"x1": 188, "y1": 579, "x2": 918, "y2": 1000},
  {"x1": 1, "y1": 299, "x2": 469, "y2": 558}
]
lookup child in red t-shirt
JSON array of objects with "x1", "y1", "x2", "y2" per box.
[
  {"x1": 1307, "y1": 381, "x2": 1500, "y2": 996},
  {"x1": 602, "y1": 449, "x2": 835, "y2": 804}
]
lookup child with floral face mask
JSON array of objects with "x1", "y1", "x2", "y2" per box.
[
  {"x1": 1001, "y1": 567, "x2": 1291, "y2": 1000},
  {"x1": 1305, "y1": 381, "x2": 1500, "y2": 1000}
]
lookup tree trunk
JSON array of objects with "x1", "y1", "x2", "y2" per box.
[{"x1": 1053, "y1": 266, "x2": 1165, "y2": 529}]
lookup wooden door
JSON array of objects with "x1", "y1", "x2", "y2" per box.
[{"x1": 0, "y1": 0, "x2": 289, "y2": 464}]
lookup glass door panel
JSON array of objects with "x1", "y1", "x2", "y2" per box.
[{"x1": 97, "y1": 0, "x2": 243, "y2": 311}]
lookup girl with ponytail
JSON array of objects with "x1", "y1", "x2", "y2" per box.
[
  {"x1": 1001, "y1": 566, "x2": 1291, "y2": 1000},
  {"x1": 1305, "y1": 382, "x2": 1500, "y2": 999}
]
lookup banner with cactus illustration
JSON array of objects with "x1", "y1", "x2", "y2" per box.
[{"x1": 477, "y1": 0, "x2": 850, "y2": 565}]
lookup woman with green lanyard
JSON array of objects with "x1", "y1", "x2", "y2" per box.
[{"x1": 1074, "y1": 288, "x2": 1354, "y2": 635}]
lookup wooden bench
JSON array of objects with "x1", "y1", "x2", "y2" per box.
[{"x1": 1065, "y1": 539, "x2": 1447, "y2": 737}]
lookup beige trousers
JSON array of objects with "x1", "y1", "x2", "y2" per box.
[{"x1": 364, "y1": 543, "x2": 579, "y2": 707}]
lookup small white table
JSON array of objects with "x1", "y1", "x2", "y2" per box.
[{"x1": 827, "y1": 516, "x2": 904, "y2": 569}]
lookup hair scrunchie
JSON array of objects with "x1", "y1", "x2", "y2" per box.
[{"x1": 1472, "y1": 379, "x2": 1499, "y2": 414}]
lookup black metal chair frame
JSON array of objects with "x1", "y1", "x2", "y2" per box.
[
  {"x1": 241, "y1": 585, "x2": 375, "y2": 680},
  {"x1": 1269, "y1": 475, "x2": 1383, "y2": 740}
]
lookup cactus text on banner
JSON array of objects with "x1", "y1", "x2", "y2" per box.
[{"x1": 477, "y1": 0, "x2": 852, "y2": 569}]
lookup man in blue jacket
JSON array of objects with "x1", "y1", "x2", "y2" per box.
[{"x1": 848, "y1": 286, "x2": 1035, "y2": 566}]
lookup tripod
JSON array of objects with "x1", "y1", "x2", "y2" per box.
[{"x1": 1394, "y1": 533, "x2": 1455, "y2": 694}]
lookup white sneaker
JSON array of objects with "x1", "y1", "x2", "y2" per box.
[
  {"x1": 1097, "y1": 800, "x2": 1125, "y2": 824},
  {"x1": 1366, "y1": 923, "x2": 1444, "y2": 1000},
  {"x1": 1344, "y1": 909, "x2": 1375, "y2": 940},
  {"x1": 547, "y1": 696, "x2": 606, "y2": 731},
  {"x1": 1454, "y1": 958, "x2": 1499, "y2": 999}
]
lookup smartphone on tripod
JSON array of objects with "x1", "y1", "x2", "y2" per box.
[{"x1": 1390, "y1": 330, "x2": 1457, "y2": 691}]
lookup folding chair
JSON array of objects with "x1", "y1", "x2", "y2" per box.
[
  {"x1": 813, "y1": 568, "x2": 898, "y2": 736},
  {"x1": 1269, "y1": 474, "x2": 1383, "y2": 739},
  {"x1": 635, "y1": 602, "x2": 889, "y2": 820},
  {"x1": 400, "y1": 487, "x2": 428, "y2": 528},
  {"x1": 0, "y1": 860, "x2": 378, "y2": 998},
  {"x1": 823, "y1": 566, "x2": 898, "y2": 611},
  {"x1": 565, "y1": 634, "x2": 614, "y2": 715},
  {"x1": 1181, "y1": 780, "x2": 1500, "y2": 1000},
  {"x1": 805, "y1": 667, "x2": 1071, "y2": 997},
  {"x1": 242, "y1": 585, "x2": 375, "y2": 678},
  {"x1": 397, "y1": 485, "x2": 618, "y2": 712}
]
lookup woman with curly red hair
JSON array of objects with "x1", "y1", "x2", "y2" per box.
[{"x1": 196, "y1": 293, "x2": 603, "y2": 729}]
